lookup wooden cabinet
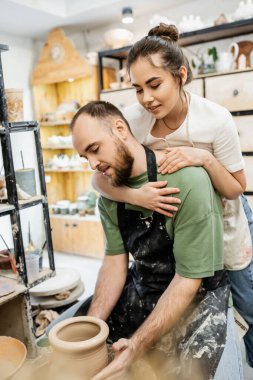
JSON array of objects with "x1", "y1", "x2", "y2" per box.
[
  {"x1": 50, "y1": 216, "x2": 104, "y2": 258},
  {"x1": 244, "y1": 157, "x2": 253, "y2": 192},
  {"x1": 202, "y1": 69, "x2": 253, "y2": 195},
  {"x1": 185, "y1": 78, "x2": 204, "y2": 97},
  {"x1": 205, "y1": 71, "x2": 253, "y2": 111},
  {"x1": 234, "y1": 115, "x2": 253, "y2": 151}
]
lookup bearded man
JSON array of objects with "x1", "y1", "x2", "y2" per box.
[{"x1": 50, "y1": 101, "x2": 242, "y2": 380}]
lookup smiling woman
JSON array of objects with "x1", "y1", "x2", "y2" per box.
[{"x1": 91, "y1": 22, "x2": 253, "y2": 377}]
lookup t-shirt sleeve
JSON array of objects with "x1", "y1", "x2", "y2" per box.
[
  {"x1": 98, "y1": 197, "x2": 126, "y2": 255},
  {"x1": 172, "y1": 169, "x2": 224, "y2": 278},
  {"x1": 213, "y1": 112, "x2": 244, "y2": 173}
]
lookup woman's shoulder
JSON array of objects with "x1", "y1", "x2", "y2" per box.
[
  {"x1": 190, "y1": 92, "x2": 232, "y2": 122},
  {"x1": 123, "y1": 103, "x2": 155, "y2": 143}
]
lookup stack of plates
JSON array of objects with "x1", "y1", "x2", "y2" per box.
[{"x1": 30, "y1": 268, "x2": 84, "y2": 309}]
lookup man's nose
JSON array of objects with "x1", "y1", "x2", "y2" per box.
[{"x1": 89, "y1": 158, "x2": 99, "y2": 171}]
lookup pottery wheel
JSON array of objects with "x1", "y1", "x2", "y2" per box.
[
  {"x1": 29, "y1": 268, "x2": 81, "y2": 296},
  {"x1": 30, "y1": 280, "x2": 85, "y2": 308}
]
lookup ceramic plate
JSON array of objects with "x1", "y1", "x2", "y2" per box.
[
  {"x1": 29, "y1": 268, "x2": 81, "y2": 296},
  {"x1": 30, "y1": 280, "x2": 85, "y2": 308}
]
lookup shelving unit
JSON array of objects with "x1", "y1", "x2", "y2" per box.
[
  {"x1": 30, "y1": 29, "x2": 108, "y2": 257},
  {"x1": 0, "y1": 43, "x2": 55, "y2": 356},
  {"x1": 98, "y1": 17, "x2": 253, "y2": 92}
]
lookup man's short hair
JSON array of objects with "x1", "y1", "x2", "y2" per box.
[{"x1": 70, "y1": 100, "x2": 132, "y2": 133}]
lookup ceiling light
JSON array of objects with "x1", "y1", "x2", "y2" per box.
[{"x1": 122, "y1": 7, "x2": 134, "y2": 24}]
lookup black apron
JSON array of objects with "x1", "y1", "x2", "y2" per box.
[{"x1": 76, "y1": 146, "x2": 230, "y2": 379}]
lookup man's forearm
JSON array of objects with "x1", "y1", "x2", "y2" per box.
[
  {"x1": 130, "y1": 274, "x2": 201, "y2": 355},
  {"x1": 87, "y1": 254, "x2": 128, "y2": 320}
]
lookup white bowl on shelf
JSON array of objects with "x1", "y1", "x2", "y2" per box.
[
  {"x1": 109, "y1": 82, "x2": 121, "y2": 90},
  {"x1": 104, "y1": 28, "x2": 133, "y2": 49}
]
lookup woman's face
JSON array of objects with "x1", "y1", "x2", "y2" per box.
[{"x1": 129, "y1": 54, "x2": 185, "y2": 119}]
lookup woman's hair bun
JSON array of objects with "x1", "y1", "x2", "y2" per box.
[{"x1": 148, "y1": 23, "x2": 179, "y2": 43}]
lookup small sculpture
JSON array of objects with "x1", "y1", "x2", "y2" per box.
[{"x1": 214, "y1": 13, "x2": 228, "y2": 25}]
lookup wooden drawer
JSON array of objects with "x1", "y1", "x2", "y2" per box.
[
  {"x1": 234, "y1": 115, "x2": 253, "y2": 151},
  {"x1": 185, "y1": 78, "x2": 204, "y2": 97},
  {"x1": 100, "y1": 88, "x2": 137, "y2": 112},
  {"x1": 244, "y1": 156, "x2": 253, "y2": 191},
  {"x1": 205, "y1": 72, "x2": 253, "y2": 111}
]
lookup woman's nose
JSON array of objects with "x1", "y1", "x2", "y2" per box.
[{"x1": 143, "y1": 90, "x2": 154, "y2": 104}]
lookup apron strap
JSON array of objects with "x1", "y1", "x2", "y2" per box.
[{"x1": 142, "y1": 145, "x2": 157, "y2": 182}]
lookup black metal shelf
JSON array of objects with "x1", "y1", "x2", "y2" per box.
[
  {"x1": 27, "y1": 268, "x2": 55, "y2": 289},
  {"x1": 0, "y1": 203, "x2": 15, "y2": 216},
  {"x1": 0, "y1": 121, "x2": 38, "y2": 133},
  {"x1": 0, "y1": 43, "x2": 55, "y2": 287},
  {"x1": 242, "y1": 152, "x2": 253, "y2": 156},
  {"x1": 0, "y1": 44, "x2": 8, "y2": 52},
  {"x1": 179, "y1": 18, "x2": 253, "y2": 47},
  {"x1": 231, "y1": 110, "x2": 253, "y2": 116},
  {"x1": 244, "y1": 191, "x2": 253, "y2": 196}
]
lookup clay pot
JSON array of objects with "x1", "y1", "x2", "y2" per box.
[
  {"x1": 48, "y1": 316, "x2": 109, "y2": 380},
  {"x1": 5, "y1": 88, "x2": 23, "y2": 122}
]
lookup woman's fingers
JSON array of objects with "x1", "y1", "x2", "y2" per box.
[
  {"x1": 157, "y1": 188, "x2": 181, "y2": 200},
  {"x1": 154, "y1": 208, "x2": 174, "y2": 218},
  {"x1": 160, "y1": 158, "x2": 186, "y2": 174},
  {"x1": 158, "y1": 154, "x2": 179, "y2": 173}
]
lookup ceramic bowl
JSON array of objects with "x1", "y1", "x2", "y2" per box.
[
  {"x1": 0, "y1": 336, "x2": 27, "y2": 380},
  {"x1": 109, "y1": 82, "x2": 121, "y2": 90},
  {"x1": 104, "y1": 28, "x2": 133, "y2": 49}
]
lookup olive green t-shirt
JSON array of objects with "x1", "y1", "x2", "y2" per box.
[{"x1": 98, "y1": 166, "x2": 224, "y2": 279}]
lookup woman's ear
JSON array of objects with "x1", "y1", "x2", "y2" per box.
[
  {"x1": 112, "y1": 118, "x2": 128, "y2": 139},
  {"x1": 179, "y1": 66, "x2": 188, "y2": 85}
]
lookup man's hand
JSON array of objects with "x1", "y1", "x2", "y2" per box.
[
  {"x1": 90, "y1": 338, "x2": 136, "y2": 380},
  {"x1": 132, "y1": 181, "x2": 181, "y2": 217},
  {"x1": 158, "y1": 147, "x2": 210, "y2": 174}
]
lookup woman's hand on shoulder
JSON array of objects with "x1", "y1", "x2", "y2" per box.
[
  {"x1": 132, "y1": 181, "x2": 181, "y2": 217},
  {"x1": 158, "y1": 147, "x2": 210, "y2": 174}
]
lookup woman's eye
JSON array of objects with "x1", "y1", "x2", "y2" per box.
[
  {"x1": 136, "y1": 88, "x2": 143, "y2": 94},
  {"x1": 151, "y1": 83, "x2": 160, "y2": 89},
  {"x1": 91, "y1": 147, "x2": 99, "y2": 153}
]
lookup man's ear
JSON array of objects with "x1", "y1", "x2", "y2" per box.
[{"x1": 112, "y1": 119, "x2": 128, "y2": 139}]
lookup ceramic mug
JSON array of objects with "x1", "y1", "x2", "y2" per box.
[{"x1": 216, "y1": 42, "x2": 239, "y2": 72}]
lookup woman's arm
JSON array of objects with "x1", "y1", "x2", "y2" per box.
[
  {"x1": 92, "y1": 171, "x2": 181, "y2": 217},
  {"x1": 158, "y1": 146, "x2": 246, "y2": 199}
]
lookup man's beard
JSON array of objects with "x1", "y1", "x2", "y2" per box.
[{"x1": 110, "y1": 139, "x2": 134, "y2": 187}]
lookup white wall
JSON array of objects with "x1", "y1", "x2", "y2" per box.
[
  {"x1": 0, "y1": 34, "x2": 41, "y2": 250},
  {"x1": 66, "y1": 0, "x2": 242, "y2": 53},
  {"x1": 0, "y1": 33, "x2": 36, "y2": 120}
]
